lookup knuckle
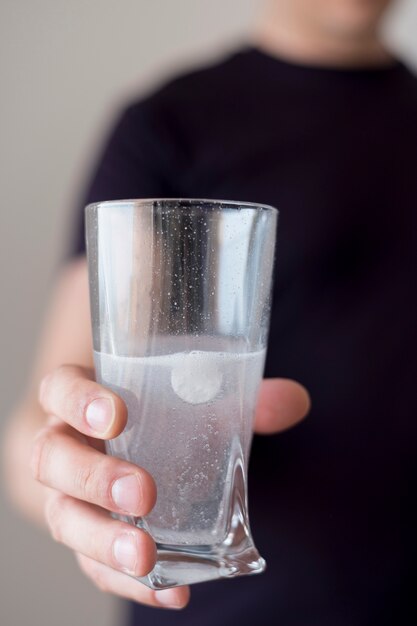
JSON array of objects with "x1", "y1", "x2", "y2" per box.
[
  {"x1": 51, "y1": 365, "x2": 88, "y2": 415},
  {"x1": 74, "y1": 460, "x2": 110, "y2": 502},
  {"x1": 30, "y1": 427, "x2": 55, "y2": 483},
  {"x1": 74, "y1": 464, "x2": 97, "y2": 498}
]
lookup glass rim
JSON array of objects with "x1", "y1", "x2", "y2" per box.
[{"x1": 85, "y1": 197, "x2": 278, "y2": 214}]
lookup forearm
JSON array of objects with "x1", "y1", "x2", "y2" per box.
[{"x1": 2, "y1": 258, "x2": 94, "y2": 528}]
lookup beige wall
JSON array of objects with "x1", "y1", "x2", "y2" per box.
[{"x1": 0, "y1": 1, "x2": 416, "y2": 625}]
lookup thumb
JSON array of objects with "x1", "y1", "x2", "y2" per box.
[{"x1": 254, "y1": 378, "x2": 311, "y2": 435}]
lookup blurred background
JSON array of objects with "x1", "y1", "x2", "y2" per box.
[{"x1": 0, "y1": 1, "x2": 416, "y2": 625}]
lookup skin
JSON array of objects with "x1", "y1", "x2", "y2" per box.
[
  {"x1": 2, "y1": 0, "x2": 394, "y2": 612},
  {"x1": 255, "y1": 0, "x2": 394, "y2": 67}
]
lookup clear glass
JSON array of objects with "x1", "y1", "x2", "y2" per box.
[{"x1": 85, "y1": 198, "x2": 278, "y2": 589}]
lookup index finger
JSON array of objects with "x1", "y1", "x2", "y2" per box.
[{"x1": 39, "y1": 364, "x2": 127, "y2": 439}]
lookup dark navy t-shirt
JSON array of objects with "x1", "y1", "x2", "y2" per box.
[{"x1": 72, "y1": 48, "x2": 417, "y2": 625}]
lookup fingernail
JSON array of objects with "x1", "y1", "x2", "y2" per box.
[
  {"x1": 85, "y1": 398, "x2": 114, "y2": 434},
  {"x1": 155, "y1": 588, "x2": 184, "y2": 609},
  {"x1": 113, "y1": 533, "x2": 138, "y2": 574},
  {"x1": 111, "y1": 474, "x2": 142, "y2": 514}
]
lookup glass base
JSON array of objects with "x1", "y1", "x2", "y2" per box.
[
  {"x1": 138, "y1": 537, "x2": 266, "y2": 590},
  {"x1": 117, "y1": 448, "x2": 266, "y2": 589}
]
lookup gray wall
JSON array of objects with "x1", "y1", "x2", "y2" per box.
[{"x1": 0, "y1": 1, "x2": 416, "y2": 625}]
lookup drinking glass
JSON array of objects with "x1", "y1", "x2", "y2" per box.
[{"x1": 85, "y1": 198, "x2": 278, "y2": 589}]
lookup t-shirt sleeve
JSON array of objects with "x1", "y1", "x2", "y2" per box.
[{"x1": 68, "y1": 99, "x2": 179, "y2": 258}]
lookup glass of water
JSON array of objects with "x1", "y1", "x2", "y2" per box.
[{"x1": 85, "y1": 198, "x2": 278, "y2": 589}]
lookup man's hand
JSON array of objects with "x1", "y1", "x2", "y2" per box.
[
  {"x1": 31, "y1": 363, "x2": 309, "y2": 610},
  {"x1": 32, "y1": 364, "x2": 188, "y2": 609}
]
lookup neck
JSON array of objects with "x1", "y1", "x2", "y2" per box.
[{"x1": 253, "y1": 4, "x2": 393, "y2": 68}]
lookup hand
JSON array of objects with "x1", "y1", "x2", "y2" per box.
[
  {"x1": 32, "y1": 365, "x2": 187, "y2": 609},
  {"x1": 32, "y1": 365, "x2": 309, "y2": 610}
]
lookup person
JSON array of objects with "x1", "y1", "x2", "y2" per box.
[{"x1": 3, "y1": 0, "x2": 416, "y2": 624}]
